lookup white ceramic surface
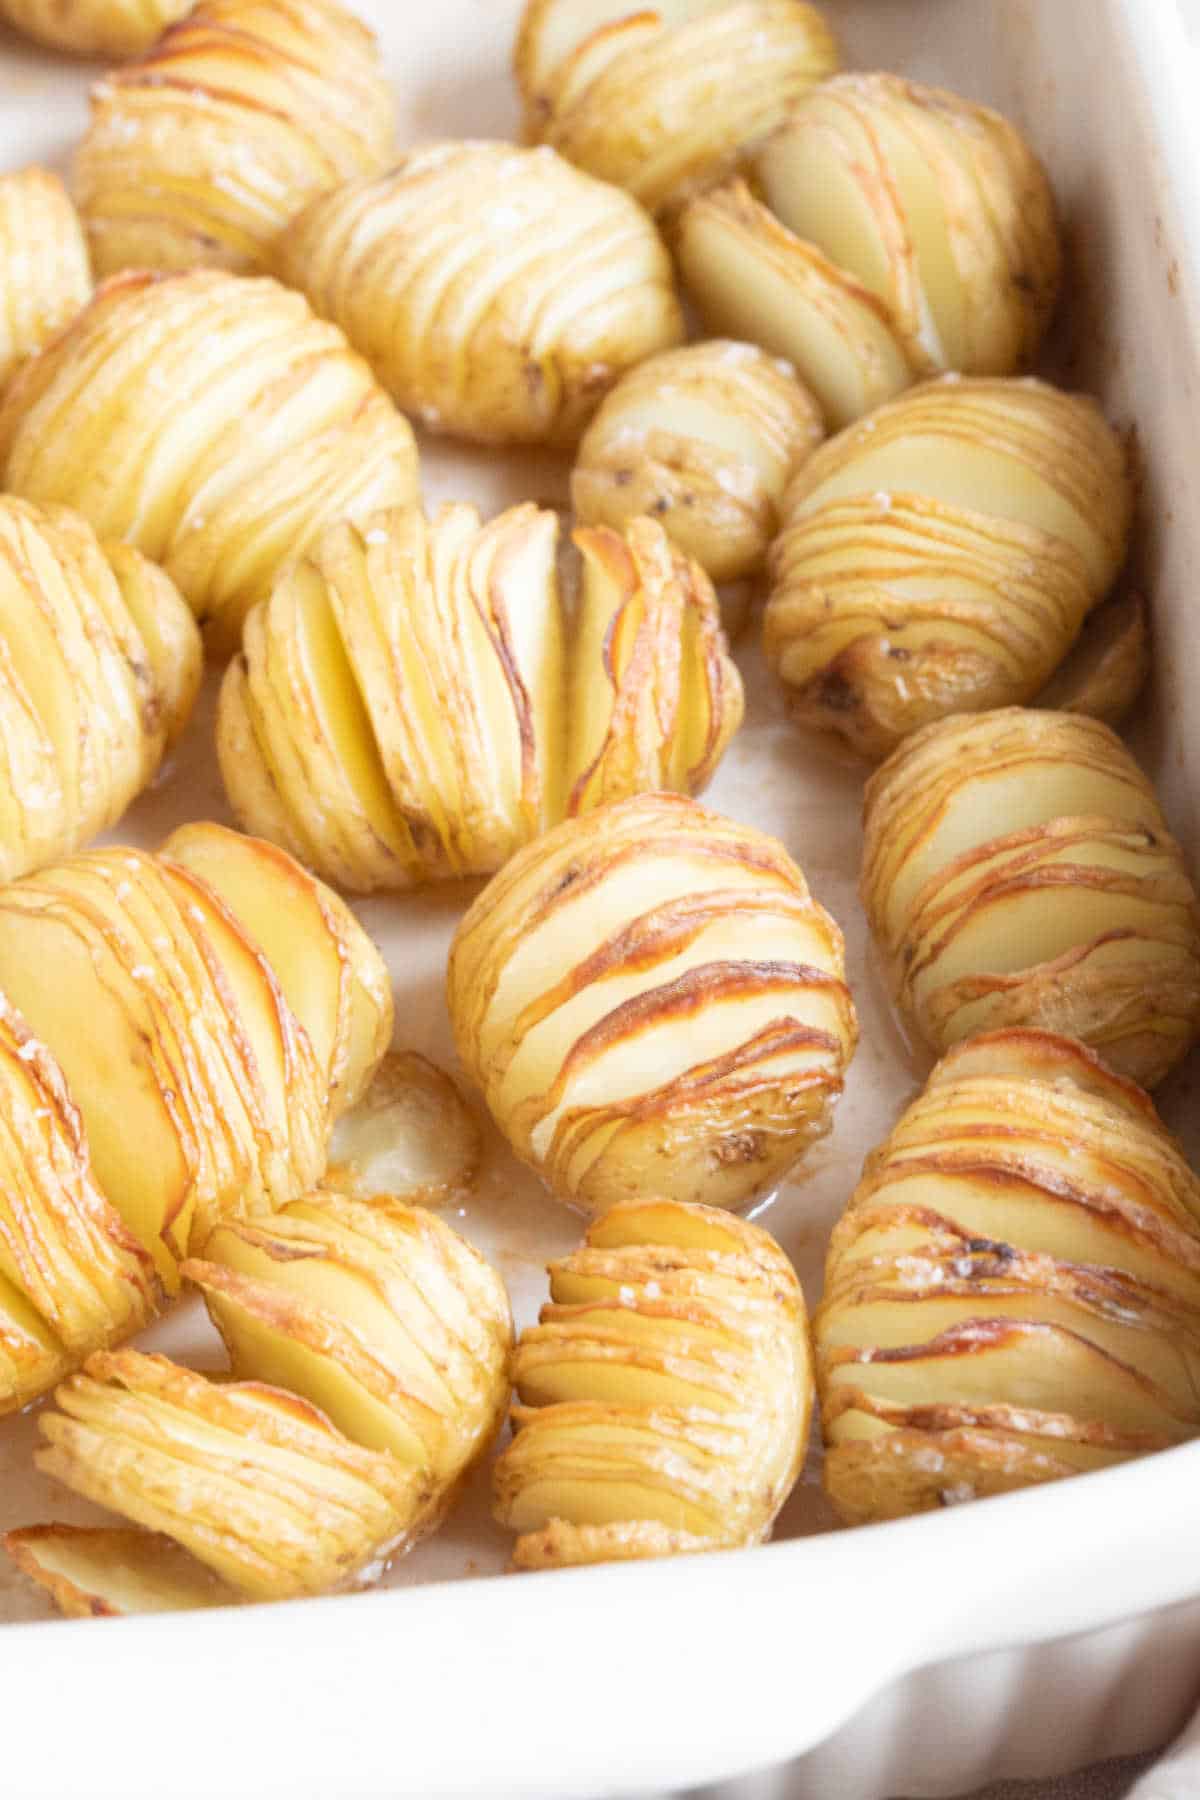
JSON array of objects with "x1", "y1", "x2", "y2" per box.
[{"x1": 0, "y1": 2, "x2": 1199, "y2": 1796}]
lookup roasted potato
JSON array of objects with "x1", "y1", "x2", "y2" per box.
[
  {"x1": 861, "y1": 708, "x2": 1200, "y2": 1085},
  {"x1": 516, "y1": 0, "x2": 838, "y2": 217},
  {"x1": 276, "y1": 142, "x2": 684, "y2": 448},
  {"x1": 76, "y1": 0, "x2": 396, "y2": 277},
  {"x1": 765, "y1": 377, "x2": 1134, "y2": 758},
  {"x1": 495, "y1": 1197, "x2": 812, "y2": 1566},
  {"x1": 572, "y1": 341, "x2": 823, "y2": 582},
  {"x1": 818, "y1": 1030, "x2": 1200, "y2": 1521},
  {"x1": 0, "y1": 270, "x2": 419, "y2": 654},
  {"x1": 755, "y1": 74, "x2": 1060, "y2": 377},
  {"x1": 448, "y1": 792, "x2": 857, "y2": 1215},
  {"x1": 218, "y1": 505, "x2": 742, "y2": 892}
]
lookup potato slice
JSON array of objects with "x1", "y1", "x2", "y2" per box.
[
  {"x1": 326, "y1": 1052, "x2": 481, "y2": 1207},
  {"x1": 0, "y1": 169, "x2": 91, "y2": 388},
  {"x1": 4, "y1": 1526, "x2": 236, "y2": 1618}
]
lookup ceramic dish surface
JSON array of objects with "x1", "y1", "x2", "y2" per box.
[{"x1": 1, "y1": 2, "x2": 1199, "y2": 1796}]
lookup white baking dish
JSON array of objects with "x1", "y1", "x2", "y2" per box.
[{"x1": 1, "y1": 1, "x2": 1199, "y2": 1795}]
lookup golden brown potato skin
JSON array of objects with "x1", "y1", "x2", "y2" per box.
[
  {"x1": 494, "y1": 1197, "x2": 812, "y2": 1567},
  {"x1": 572, "y1": 341, "x2": 824, "y2": 583},
  {"x1": 448, "y1": 792, "x2": 857, "y2": 1215},
  {"x1": 818, "y1": 1031, "x2": 1200, "y2": 1523},
  {"x1": 0, "y1": 169, "x2": 90, "y2": 389},
  {"x1": 75, "y1": 0, "x2": 396, "y2": 278},
  {"x1": 0, "y1": 498, "x2": 201, "y2": 881},
  {"x1": 0, "y1": 0, "x2": 186, "y2": 58},
  {"x1": 218, "y1": 505, "x2": 743, "y2": 893},
  {"x1": 0, "y1": 270, "x2": 419, "y2": 654},
  {"x1": 764, "y1": 377, "x2": 1134, "y2": 760},
  {"x1": 860, "y1": 708, "x2": 1200, "y2": 1086},
  {"x1": 517, "y1": 0, "x2": 838, "y2": 218},
  {"x1": 277, "y1": 142, "x2": 685, "y2": 449}
]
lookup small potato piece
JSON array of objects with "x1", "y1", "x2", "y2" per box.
[
  {"x1": 75, "y1": 0, "x2": 396, "y2": 278},
  {"x1": 326, "y1": 1053, "x2": 482, "y2": 1207},
  {"x1": 494, "y1": 1198, "x2": 812, "y2": 1566},
  {"x1": 0, "y1": 170, "x2": 90, "y2": 390},
  {"x1": 572, "y1": 341, "x2": 823, "y2": 582},
  {"x1": 277, "y1": 142, "x2": 684, "y2": 449},
  {"x1": 755, "y1": 74, "x2": 1060, "y2": 377},
  {"x1": 189, "y1": 1195, "x2": 513, "y2": 1496},
  {"x1": 0, "y1": 0, "x2": 186, "y2": 57},
  {"x1": 4, "y1": 1525, "x2": 236, "y2": 1617},
  {"x1": 0, "y1": 499, "x2": 201, "y2": 881},
  {"x1": 35, "y1": 1352, "x2": 427, "y2": 1601},
  {"x1": 1033, "y1": 592, "x2": 1148, "y2": 725},
  {"x1": 677, "y1": 180, "x2": 914, "y2": 431},
  {"x1": 448, "y1": 791, "x2": 857, "y2": 1215},
  {"x1": 817, "y1": 1030, "x2": 1200, "y2": 1523},
  {"x1": 0, "y1": 270, "x2": 419, "y2": 655},
  {"x1": 860, "y1": 708, "x2": 1200, "y2": 1086},
  {"x1": 765, "y1": 377, "x2": 1134, "y2": 757},
  {"x1": 529, "y1": 1, "x2": 839, "y2": 217},
  {"x1": 218, "y1": 506, "x2": 742, "y2": 892}
]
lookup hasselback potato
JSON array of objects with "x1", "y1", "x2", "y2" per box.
[
  {"x1": 571, "y1": 341, "x2": 824, "y2": 583},
  {"x1": 0, "y1": 820, "x2": 391, "y2": 1346},
  {"x1": 515, "y1": 0, "x2": 838, "y2": 217},
  {"x1": 764, "y1": 376, "x2": 1134, "y2": 757},
  {"x1": 755, "y1": 74, "x2": 1061, "y2": 378},
  {"x1": 14, "y1": 1195, "x2": 512, "y2": 1606},
  {"x1": 448, "y1": 792, "x2": 857, "y2": 1215},
  {"x1": 0, "y1": 170, "x2": 90, "y2": 389},
  {"x1": 0, "y1": 0, "x2": 186, "y2": 57},
  {"x1": 0, "y1": 498, "x2": 200, "y2": 880},
  {"x1": 677, "y1": 73, "x2": 1060, "y2": 426},
  {"x1": 219, "y1": 505, "x2": 743, "y2": 892},
  {"x1": 494, "y1": 1198, "x2": 812, "y2": 1567},
  {"x1": 0, "y1": 270, "x2": 419, "y2": 654},
  {"x1": 276, "y1": 142, "x2": 684, "y2": 449},
  {"x1": 75, "y1": 0, "x2": 396, "y2": 278},
  {"x1": 861, "y1": 708, "x2": 1200, "y2": 1086},
  {"x1": 818, "y1": 1030, "x2": 1200, "y2": 1522}
]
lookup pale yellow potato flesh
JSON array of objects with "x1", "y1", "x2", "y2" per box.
[
  {"x1": 816, "y1": 1029, "x2": 1200, "y2": 1522},
  {"x1": 448, "y1": 791, "x2": 857, "y2": 1214},
  {"x1": 494, "y1": 1197, "x2": 812, "y2": 1567},
  {"x1": 219, "y1": 506, "x2": 742, "y2": 892},
  {"x1": 75, "y1": 0, "x2": 396, "y2": 278},
  {"x1": 0, "y1": 269, "x2": 419, "y2": 654},
  {"x1": 0, "y1": 169, "x2": 90, "y2": 389},
  {"x1": 860, "y1": 708, "x2": 1200, "y2": 1084},
  {"x1": 1033, "y1": 591, "x2": 1148, "y2": 725},
  {"x1": 278, "y1": 141, "x2": 683, "y2": 450},
  {"x1": 572, "y1": 340, "x2": 823, "y2": 582},
  {"x1": 677, "y1": 180, "x2": 914, "y2": 432},
  {"x1": 0, "y1": 0, "x2": 186, "y2": 57}
]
